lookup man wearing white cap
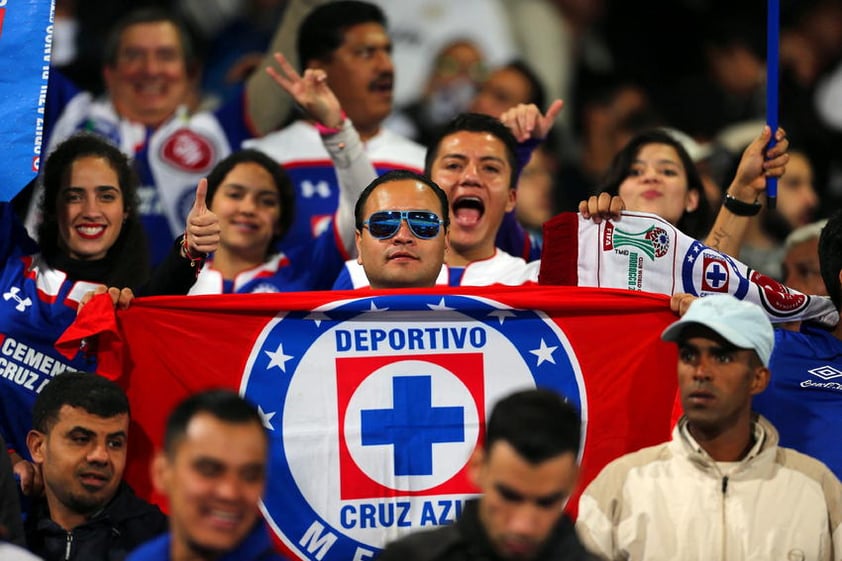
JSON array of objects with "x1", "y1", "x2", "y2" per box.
[{"x1": 575, "y1": 294, "x2": 842, "y2": 561}]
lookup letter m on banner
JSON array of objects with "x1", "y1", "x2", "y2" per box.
[{"x1": 0, "y1": 0, "x2": 54, "y2": 202}]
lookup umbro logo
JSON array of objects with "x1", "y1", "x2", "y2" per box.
[{"x1": 808, "y1": 365, "x2": 842, "y2": 380}]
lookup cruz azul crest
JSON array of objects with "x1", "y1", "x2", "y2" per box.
[{"x1": 240, "y1": 294, "x2": 586, "y2": 561}]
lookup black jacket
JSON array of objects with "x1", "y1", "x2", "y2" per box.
[
  {"x1": 24, "y1": 482, "x2": 167, "y2": 561},
  {"x1": 376, "y1": 499, "x2": 599, "y2": 561}
]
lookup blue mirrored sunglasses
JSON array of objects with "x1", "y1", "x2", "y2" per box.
[{"x1": 363, "y1": 210, "x2": 444, "y2": 240}]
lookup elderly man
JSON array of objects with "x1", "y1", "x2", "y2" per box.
[{"x1": 576, "y1": 295, "x2": 842, "y2": 561}]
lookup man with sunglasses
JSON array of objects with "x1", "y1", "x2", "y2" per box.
[
  {"x1": 354, "y1": 170, "x2": 450, "y2": 289},
  {"x1": 375, "y1": 388, "x2": 597, "y2": 561},
  {"x1": 335, "y1": 112, "x2": 553, "y2": 288}
]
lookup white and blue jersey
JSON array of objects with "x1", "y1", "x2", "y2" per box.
[
  {"x1": 245, "y1": 121, "x2": 427, "y2": 255},
  {"x1": 331, "y1": 248, "x2": 540, "y2": 289},
  {"x1": 246, "y1": 120, "x2": 541, "y2": 262},
  {"x1": 0, "y1": 204, "x2": 100, "y2": 458},
  {"x1": 753, "y1": 323, "x2": 842, "y2": 479},
  {"x1": 189, "y1": 228, "x2": 349, "y2": 294},
  {"x1": 30, "y1": 71, "x2": 256, "y2": 266}
]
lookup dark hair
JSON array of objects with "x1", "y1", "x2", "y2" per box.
[
  {"x1": 297, "y1": 1, "x2": 387, "y2": 68},
  {"x1": 37, "y1": 132, "x2": 149, "y2": 287},
  {"x1": 32, "y1": 371, "x2": 129, "y2": 433},
  {"x1": 354, "y1": 170, "x2": 450, "y2": 230},
  {"x1": 598, "y1": 129, "x2": 712, "y2": 239},
  {"x1": 819, "y1": 209, "x2": 842, "y2": 310},
  {"x1": 163, "y1": 389, "x2": 266, "y2": 456},
  {"x1": 206, "y1": 149, "x2": 295, "y2": 252},
  {"x1": 484, "y1": 388, "x2": 581, "y2": 463},
  {"x1": 103, "y1": 8, "x2": 197, "y2": 74},
  {"x1": 425, "y1": 112, "x2": 519, "y2": 190},
  {"x1": 501, "y1": 59, "x2": 546, "y2": 112}
]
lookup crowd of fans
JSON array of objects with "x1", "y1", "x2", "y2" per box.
[{"x1": 3, "y1": 0, "x2": 842, "y2": 559}]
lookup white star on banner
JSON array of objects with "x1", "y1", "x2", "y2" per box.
[
  {"x1": 427, "y1": 298, "x2": 453, "y2": 311},
  {"x1": 530, "y1": 338, "x2": 558, "y2": 366},
  {"x1": 258, "y1": 405, "x2": 276, "y2": 431},
  {"x1": 265, "y1": 342, "x2": 293, "y2": 372},
  {"x1": 363, "y1": 301, "x2": 388, "y2": 312},
  {"x1": 488, "y1": 310, "x2": 516, "y2": 325},
  {"x1": 304, "y1": 312, "x2": 331, "y2": 327}
]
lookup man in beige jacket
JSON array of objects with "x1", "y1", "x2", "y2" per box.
[{"x1": 576, "y1": 294, "x2": 842, "y2": 561}]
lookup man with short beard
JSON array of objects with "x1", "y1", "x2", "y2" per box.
[
  {"x1": 375, "y1": 389, "x2": 596, "y2": 561},
  {"x1": 24, "y1": 372, "x2": 167, "y2": 561}
]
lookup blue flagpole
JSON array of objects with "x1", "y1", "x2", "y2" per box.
[{"x1": 766, "y1": 0, "x2": 779, "y2": 209}]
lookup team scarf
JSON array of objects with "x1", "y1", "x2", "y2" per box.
[{"x1": 540, "y1": 211, "x2": 838, "y2": 326}]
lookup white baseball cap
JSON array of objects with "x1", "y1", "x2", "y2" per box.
[{"x1": 661, "y1": 295, "x2": 774, "y2": 367}]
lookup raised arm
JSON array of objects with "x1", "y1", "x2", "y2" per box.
[
  {"x1": 703, "y1": 126, "x2": 789, "y2": 255},
  {"x1": 136, "y1": 179, "x2": 220, "y2": 296},
  {"x1": 266, "y1": 53, "x2": 376, "y2": 256}
]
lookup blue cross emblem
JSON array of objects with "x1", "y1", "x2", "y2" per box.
[
  {"x1": 705, "y1": 263, "x2": 727, "y2": 288},
  {"x1": 361, "y1": 376, "x2": 465, "y2": 476}
]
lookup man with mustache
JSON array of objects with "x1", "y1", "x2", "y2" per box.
[
  {"x1": 576, "y1": 295, "x2": 842, "y2": 561},
  {"x1": 246, "y1": 1, "x2": 428, "y2": 258},
  {"x1": 23, "y1": 372, "x2": 167, "y2": 561}
]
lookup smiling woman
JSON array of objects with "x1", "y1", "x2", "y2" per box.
[
  {"x1": 0, "y1": 132, "x2": 216, "y2": 490},
  {"x1": 37, "y1": 135, "x2": 149, "y2": 287},
  {"x1": 186, "y1": 147, "x2": 360, "y2": 294},
  {"x1": 598, "y1": 129, "x2": 712, "y2": 240}
]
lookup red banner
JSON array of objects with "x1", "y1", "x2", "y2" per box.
[{"x1": 60, "y1": 285, "x2": 678, "y2": 561}]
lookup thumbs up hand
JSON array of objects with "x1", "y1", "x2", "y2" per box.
[{"x1": 184, "y1": 178, "x2": 220, "y2": 256}]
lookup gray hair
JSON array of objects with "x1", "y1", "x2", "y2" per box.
[{"x1": 785, "y1": 219, "x2": 828, "y2": 251}]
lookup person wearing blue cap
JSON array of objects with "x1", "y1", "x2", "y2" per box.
[{"x1": 575, "y1": 294, "x2": 842, "y2": 561}]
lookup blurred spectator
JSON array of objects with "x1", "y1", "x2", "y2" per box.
[
  {"x1": 366, "y1": 0, "x2": 517, "y2": 110},
  {"x1": 556, "y1": 78, "x2": 655, "y2": 212},
  {"x1": 194, "y1": 0, "x2": 288, "y2": 107},
  {"x1": 469, "y1": 59, "x2": 547, "y2": 121},
  {"x1": 752, "y1": 208, "x2": 842, "y2": 480},
  {"x1": 51, "y1": 0, "x2": 169, "y2": 96},
  {"x1": 736, "y1": 148, "x2": 819, "y2": 279},
  {"x1": 388, "y1": 39, "x2": 487, "y2": 147},
  {"x1": 244, "y1": 1, "x2": 429, "y2": 258},
  {"x1": 23, "y1": 6, "x2": 292, "y2": 267},
  {"x1": 515, "y1": 144, "x2": 559, "y2": 242},
  {"x1": 781, "y1": 219, "x2": 828, "y2": 296}
]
